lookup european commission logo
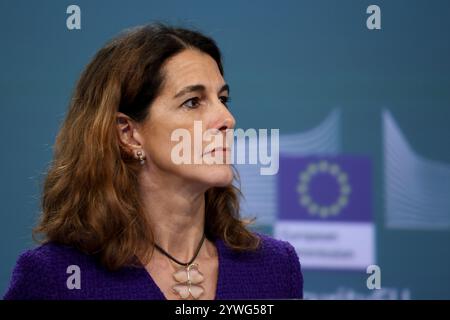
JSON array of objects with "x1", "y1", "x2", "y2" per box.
[
  {"x1": 278, "y1": 156, "x2": 371, "y2": 223},
  {"x1": 275, "y1": 155, "x2": 374, "y2": 270},
  {"x1": 297, "y1": 160, "x2": 351, "y2": 219}
]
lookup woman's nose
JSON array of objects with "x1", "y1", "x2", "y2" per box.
[
  {"x1": 215, "y1": 102, "x2": 235, "y2": 131},
  {"x1": 218, "y1": 112, "x2": 235, "y2": 131}
]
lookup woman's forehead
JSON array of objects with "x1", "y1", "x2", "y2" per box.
[{"x1": 161, "y1": 49, "x2": 224, "y2": 94}]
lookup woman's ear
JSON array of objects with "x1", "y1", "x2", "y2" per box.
[{"x1": 116, "y1": 112, "x2": 143, "y2": 154}]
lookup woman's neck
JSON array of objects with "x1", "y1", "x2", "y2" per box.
[{"x1": 138, "y1": 170, "x2": 209, "y2": 262}]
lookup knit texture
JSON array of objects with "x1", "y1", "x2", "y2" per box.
[{"x1": 3, "y1": 233, "x2": 303, "y2": 300}]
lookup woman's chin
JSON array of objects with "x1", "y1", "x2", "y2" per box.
[
  {"x1": 199, "y1": 165, "x2": 234, "y2": 187},
  {"x1": 174, "y1": 164, "x2": 234, "y2": 190}
]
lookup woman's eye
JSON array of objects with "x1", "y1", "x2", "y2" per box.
[
  {"x1": 182, "y1": 97, "x2": 200, "y2": 109},
  {"x1": 219, "y1": 96, "x2": 231, "y2": 107}
]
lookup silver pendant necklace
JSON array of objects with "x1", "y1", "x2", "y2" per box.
[{"x1": 153, "y1": 233, "x2": 206, "y2": 299}]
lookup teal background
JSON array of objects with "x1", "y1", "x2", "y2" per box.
[{"x1": 1, "y1": 0, "x2": 449, "y2": 299}]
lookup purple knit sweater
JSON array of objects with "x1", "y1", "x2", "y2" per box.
[{"x1": 3, "y1": 233, "x2": 303, "y2": 300}]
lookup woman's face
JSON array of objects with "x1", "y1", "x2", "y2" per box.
[{"x1": 132, "y1": 49, "x2": 236, "y2": 190}]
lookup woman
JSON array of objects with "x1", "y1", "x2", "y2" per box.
[{"x1": 4, "y1": 23, "x2": 303, "y2": 300}]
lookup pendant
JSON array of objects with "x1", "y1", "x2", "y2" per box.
[{"x1": 172, "y1": 263, "x2": 205, "y2": 299}]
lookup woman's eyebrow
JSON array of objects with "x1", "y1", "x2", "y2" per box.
[
  {"x1": 173, "y1": 83, "x2": 230, "y2": 99},
  {"x1": 174, "y1": 84, "x2": 205, "y2": 99}
]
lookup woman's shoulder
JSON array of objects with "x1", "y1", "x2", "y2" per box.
[
  {"x1": 220, "y1": 232, "x2": 297, "y2": 258},
  {"x1": 11, "y1": 242, "x2": 92, "y2": 272},
  {"x1": 3, "y1": 242, "x2": 96, "y2": 300},
  {"x1": 242, "y1": 232, "x2": 300, "y2": 266},
  {"x1": 219, "y1": 232, "x2": 301, "y2": 267},
  {"x1": 218, "y1": 232, "x2": 303, "y2": 299},
  {"x1": 257, "y1": 232, "x2": 298, "y2": 256}
]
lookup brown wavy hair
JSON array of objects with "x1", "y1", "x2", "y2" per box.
[{"x1": 34, "y1": 23, "x2": 260, "y2": 270}]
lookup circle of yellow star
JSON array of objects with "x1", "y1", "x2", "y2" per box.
[{"x1": 296, "y1": 160, "x2": 351, "y2": 218}]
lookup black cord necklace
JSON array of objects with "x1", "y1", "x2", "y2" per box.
[{"x1": 153, "y1": 233, "x2": 206, "y2": 267}]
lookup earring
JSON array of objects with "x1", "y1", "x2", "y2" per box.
[{"x1": 136, "y1": 150, "x2": 146, "y2": 165}]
